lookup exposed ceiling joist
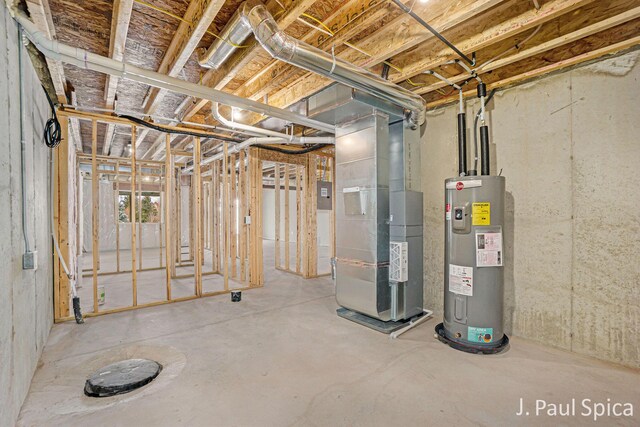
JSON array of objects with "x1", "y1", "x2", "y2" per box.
[
  {"x1": 416, "y1": 5, "x2": 640, "y2": 95},
  {"x1": 25, "y1": 0, "x2": 86, "y2": 152},
  {"x1": 390, "y1": 0, "x2": 594, "y2": 83},
  {"x1": 104, "y1": 0, "x2": 133, "y2": 106},
  {"x1": 103, "y1": 0, "x2": 134, "y2": 156},
  {"x1": 143, "y1": 0, "x2": 227, "y2": 116},
  {"x1": 235, "y1": 0, "x2": 391, "y2": 102},
  {"x1": 69, "y1": 91, "x2": 83, "y2": 152},
  {"x1": 242, "y1": 0, "x2": 504, "y2": 125},
  {"x1": 427, "y1": 34, "x2": 640, "y2": 108},
  {"x1": 25, "y1": 0, "x2": 66, "y2": 103},
  {"x1": 180, "y1": 0, "x2": 318, "y2": 121},
  {"x1": 143, "y1": 133, "x2": 166, "y2": 159},
  {"x1": 134, "y1": 128, "x2": 150, "y2": 151}
]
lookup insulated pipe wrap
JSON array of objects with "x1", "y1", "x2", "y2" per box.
[
  {"x1": 480, "y1": 125, "x2": 490, "y2": 175},
  {"x1": 457, "y1": 113, "x2": 467, "y2": 176}
]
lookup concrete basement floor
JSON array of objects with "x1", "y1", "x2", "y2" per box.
[{"x1": 18, "y1": 244, "x2": 640, "y2": 426}]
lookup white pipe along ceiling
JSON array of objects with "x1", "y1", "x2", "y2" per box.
[
  {"x1": 211, "y1": 102, "x2": 334, "y2": 142},
  {"x1": 9, "y1": 7, "x2": 335, "y2": 135}
]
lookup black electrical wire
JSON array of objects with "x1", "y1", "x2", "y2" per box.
[
  {"x1": 254, "y1": 143, "x2": 329, "y2": 155},
  {"x1": 42, "y1": 86, "x2": 62, "y2": 148},
  {"x1": 119, "y1": 114, "x2": 242, "y2": 143},
  {"x1": 473, "y1": 89, "x2": 496, "y2": 172}
]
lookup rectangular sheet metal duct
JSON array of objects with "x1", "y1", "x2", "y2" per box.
[{"x1": 309, "y1": 85, "x2": 424, "y2": 322}]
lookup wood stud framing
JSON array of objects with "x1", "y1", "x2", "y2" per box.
[
  {"x1": 274, "y1": 163, "x2": 281, "y2": 269},
  {"x1": 91, "y1": 120, "x2": 99, "y2": 313},
  {"x1": 165, "y1": 134, "x2": 173, "y2": 300},
  {"x1": 61, "y1": 139, "x2": 332, "y2": 321},
  {"x1": 131, "y1": 126, "x2": 138, "y2": 307},
  {"x1": 52, "y1": 0, "x2": 638, "y2": 321}
]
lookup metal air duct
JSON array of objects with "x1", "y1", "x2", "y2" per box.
[
  {"x1": 198, "y1": 1, "x2": 427, "y2": 128},
  {"x1": 199, "y1": 0, "x2": 262, "y2": 70}
]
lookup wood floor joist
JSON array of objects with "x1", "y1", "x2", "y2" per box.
[
  {"x1": 143, "y1": 0, "x2": 227, "y2": 116},
  {"x1": 415, "y1": 5, "x2": 640, "y2": 96},
  {"x1": 102, "y1": 0, "x2": 133, "y2": 155},
  {"x1": 426, "y1": 34, "x2": 640, "y2": 109},
  {"x1": 25, "y1": 0, "x2": 66, "y2": 102},
  {"x1": 238, "y1": 0, "x2": 503, "y2": 125},
  {"x1": 180, "y1": 0, "x2": 319, "y2": 122}
]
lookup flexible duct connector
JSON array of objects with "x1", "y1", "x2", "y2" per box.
[{"x1": 200, "y1": 2, "x2": 427, "y2": 128}]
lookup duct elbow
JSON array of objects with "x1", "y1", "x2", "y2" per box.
[
  {"x1": 198, "y1": 0, "x2": 261, "y2": 69},
  {"x1": 406, "y1": 103, "x2": 427, "y2": 130}
]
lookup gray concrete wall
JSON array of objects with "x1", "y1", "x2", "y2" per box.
[
  {"x1": 0, "y1": 7, "x2": 54, "y2": 427},
  {"x1": 422, "y1": 50, "x2": 640, "y2": 368}
]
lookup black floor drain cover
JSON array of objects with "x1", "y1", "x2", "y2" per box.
[{"x1": 84, "y1": 358, "x2": 162, "y2": 397}]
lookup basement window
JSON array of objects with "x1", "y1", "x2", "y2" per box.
[{"x1": 118, "y1": 191, "x2": 161, "y2": 223}]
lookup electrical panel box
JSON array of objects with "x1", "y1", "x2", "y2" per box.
[
  {"x1": 389, "y1": 241, "x2": 408, "y2": 282},
  {"x1": 317, "y1": 181, "x2": 332, "y2": 210}
]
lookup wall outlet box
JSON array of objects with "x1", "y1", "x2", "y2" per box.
[
  {"x1": 23, "y1": 250, "x2": 37, "y2": 270},
  {"x1": 244, "y1": 216, "x2": 251, "y2": 225}
]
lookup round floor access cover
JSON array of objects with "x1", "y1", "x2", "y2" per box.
[{"x1": 84, "y1": 358, "x2": 162, "y2": 397}]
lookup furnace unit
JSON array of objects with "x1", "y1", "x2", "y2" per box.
[{"x1": 307, "y1": 84, "x2": 430, "y2": 334}]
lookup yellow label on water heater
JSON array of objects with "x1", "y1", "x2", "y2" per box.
[{"x1": 472, "y1": 202, "x2": 490, "y2": 226}]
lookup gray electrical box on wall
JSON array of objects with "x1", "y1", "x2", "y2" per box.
[{"x1": 317, "y1": 181, "x2": 332, "y2": 210}]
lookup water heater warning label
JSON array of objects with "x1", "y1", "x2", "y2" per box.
[
  {"x1": 472, "y1": 202, "x2": 490, "y2": 225},
  {"x1": 449, "y1": 264, "x2": 473, "y2": 296},
  {"x1": 476, "y1": 231, "x2": 503, "y2": 267}
]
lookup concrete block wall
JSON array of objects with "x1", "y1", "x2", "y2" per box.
[
  {"x1": 421, "y1": 50, "x2": 640, "y2": 368},
  {"x1": 0, "y1": 7, "x2": 54, "y2": 427}
]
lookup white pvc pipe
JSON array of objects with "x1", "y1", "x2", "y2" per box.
[
  {"x1": 11, "y1": 9, "x2": 335, "y2": 135},
  {"x1": 212, "y1": 102, "x2": 294, "y2": 140},
  {"x1": 213, "y1": 102, "x2": 336, "y2": 143}
]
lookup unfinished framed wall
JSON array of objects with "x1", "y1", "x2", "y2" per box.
[
  {"x1": 257, "y1": 148, "x2": 335, "y2": 279},
  {"x1": 53, "y1": 116, "x2": 266, "y2": 322}
]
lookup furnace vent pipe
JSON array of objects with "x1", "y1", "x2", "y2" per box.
[
  {"x1": 10, "y1": 8, "x2": 334, "y2": 135},
  {"x1": 199, "y1": 1, "x2": 426, "y2": 128}
]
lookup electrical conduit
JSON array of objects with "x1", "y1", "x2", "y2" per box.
[{"x1": 9, "y1": 8, "x2": 335, "y2": 135}]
